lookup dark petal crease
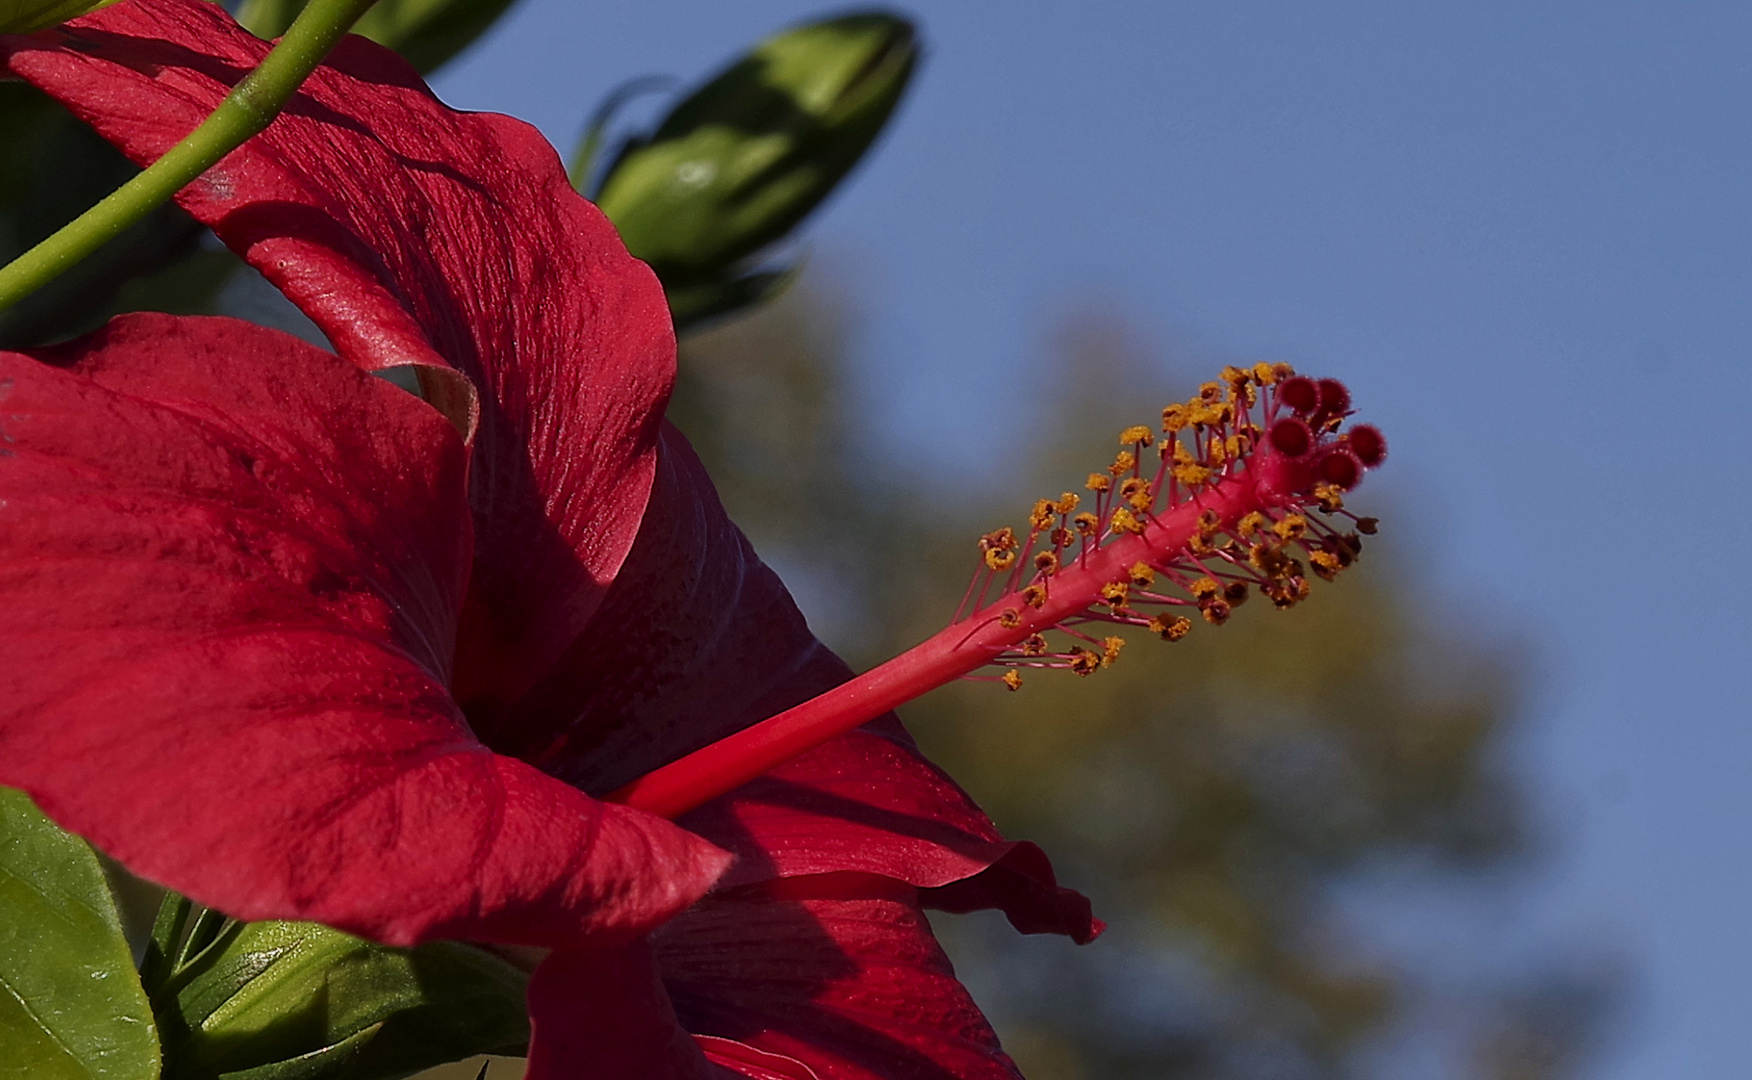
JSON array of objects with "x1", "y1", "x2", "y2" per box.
[
  {"x1": 492, "y1": 423, "x2": 1098, "y2": 942},
  {"x1": 528, "y1": 942, "x2": 716, "y2": 1080}
]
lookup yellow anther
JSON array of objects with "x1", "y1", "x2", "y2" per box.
[
  {"x1": 1055, "y1": 492, "x2": 1081, "y2": 515},
  {"x1": 1273, "y1": 515, "x2": 1308, "y2": 541},
  {"x1": 981, "y1": 527, "x2": 1018, "y2": 553},
  {"x1": 1265, "y1": 577, "x2": 1311, "y2": 608},
  {"x1": 1250, "y1": 541, "x2": 1292, "y2": 579},
  {"x1": 1022, "y1": 584, "x2": 1048, "y2": 609},
  {"x1": 1021, "y1": 633, "x2": 1049, "y2": 657},
  {"x1": 1101, "y1": 636, "x2": 1125, "y2": 666},
  {"x1": 998, "y1": 608, "x2": 1023, "y2": 629},
  {"x1": 1356, "y1": 517, "x2": 1379, "y2": 535},
  {"x1": 1221, "y1": 365, "x2": 1250, "y2": 389},
  {"x1": 1035, "y1": 550, "x2": 1060, "y2": 575},
  {"x1": 985, "y1": 549, "x2": 1017, "y2": 571},
  {"x1": 1208, "y1": 438, "x2": 1228, "y2": 465},
  {"x1": 1120, "y1": 477, "x2": 1154, "y2": 512},
  {"x1": 1100, "y1": 581, "x2": 1130, "y2": 610},
  {"x1": 1197, "y1": 508, "x2": 1221, "y2": 539},
  {"x1": 1312, "y1": 482, "x2": 1344, "y2": 513},
  {"x1": 1237, "y1": 511, "x2": 1267, "y2": 537},
  {"x1": 1086, "y1": 473, "x2": 1112, "y2": 494},
  {"x1": 1224, "y1": 434, "x2": 1246, "y2": 459},
  {"x1": 1252, "y1": 361, "x2": 1279, "y2": 385},
  {"x1": 1310, "y1": 550, "x2": 1343, "y2": 581},
  {"x1": 1119, "y1": 425, "x2": 1154, "y2": 447},
  {"x1": 1323, "y1": 535, "x2": 1358, "y2": 569},
  {"x1": 1199, "y1": 381, "x2": 1224, "y2": 403},
  {"x1": 1172, "y1": 462, "x2": 1212, "y2": 487},
  {"x1": 1128, "y1": 561, "x2": 1156, "y2": 587},
  {"x1": 1272, "y1": 362, "x2": 1295, "y2": 381},
  {"x1": 1201, "y1": 401, "x2": 1235, "y2": 425},
  {"x1": 1109, "y1": 506, "x2": 1146, "y2": 535},
  {"x1": 1200, "y1": 598, "x2": 1233, "y2": 625},
  {"x1": 1109, "y1": 450, "x2": 1137, "y2": 476},
  {"x1": 1073, "y1": 512, "x2": 1100, "y2": 537},
  {"x1": 1002, "y1": 669, "x2": 1023, "y2": 692},
  {"x1": 1050, "y1": 526, "x2": 1075, "y2": 549},
  {"x1": 1188, "y1": 532, "x2": 1215, "y2": 556},
  {"x1": 1069, "y1": 649, "x2": 1102, "y2": 676},
  {"x1": 1150, "y1": 615, "x2": 1192, "y2": 642},
  {"x1": 1030, "y1": 499, "x2": 1057, "y2": 532},
  {"x1": 1162, "y1": 403, "x2": 1191, "y2": 433},
  {"x1": 1189, "y1": 577, "x2": 1221, "y2": 600}
]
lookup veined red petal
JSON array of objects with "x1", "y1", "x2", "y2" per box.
[
  {"x1": 691, "y1": 725, "x2": 1099, "y2": 943},
  {"x1": 2, "y1": 0, "x2": 677, "y2": 705},
  {"x1": 0, "y1": 314, "x2": 727, "y2": 946},
  {"x1": 487, "y1": 424, "x2": 1097, "y2": 942},
  {"x1": 654, "y1": 884, "x2": 1021, "y2": 1080}
]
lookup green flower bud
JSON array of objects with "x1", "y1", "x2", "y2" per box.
[
  {"x1": 0, "y1": 0, "x2": 120, "y2": 35},
  {"x1": 156, "y1": 918, "x2": 528, "y2": 1080},
  {"x1": 593, "y1": 11, "x2": 918, "y2": 311},
  {"x1": 234, "y1": 0, "x2": 522, "y2": 73}
]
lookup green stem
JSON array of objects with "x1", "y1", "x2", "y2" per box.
[{"x1": 0, "y1": 0, "x2": 378, "y2": 314}]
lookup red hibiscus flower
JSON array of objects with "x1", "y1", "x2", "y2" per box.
[{"x1": 0, "y1": 2, "x2": 1094, "y2": 1077}]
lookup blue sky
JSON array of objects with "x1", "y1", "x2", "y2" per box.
[{"x1": 434, "y1": 3, "x2": 1752, "y2": 1075}]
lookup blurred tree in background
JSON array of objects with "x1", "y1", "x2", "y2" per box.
[{"x1": 667, "y1": 282, "x2": 1621, "y2": 1080}]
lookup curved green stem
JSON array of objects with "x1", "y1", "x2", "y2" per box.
[{"x1": 0, "y1": 0, "x2": 378, "y2": 315}]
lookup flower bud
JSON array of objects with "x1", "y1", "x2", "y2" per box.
[
  {"x1": 593, "y1": 11, "x2": 918, "y2": 327},
  {"x1": 0, "y1": 0, "x2": 119, "y2": 34}
]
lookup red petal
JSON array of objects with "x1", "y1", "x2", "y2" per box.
[
  {"x1": 485, "y1": 424, "x2": 1097, "y2": 942},
  {"x1": 527, "y1": 942, "x2": 715, "y2": 1080},
  {"x1": 696, "y1": 1037, "x2": 823, "y2": 1080},
  {"x1": 0, "y1": 315, "x2": 726, "y2": 946},
  {"x1": 3, "y1": 0, "x2": 677, "y2": 704},
  {"x1": 529, "y1": 947, "x2": 828, "y2": 1080},
  {"x1": 654, "y1": 881, "x2": 1021, "y2": 1080}
]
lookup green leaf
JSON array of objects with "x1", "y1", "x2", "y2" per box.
[
  {"x1": 216, "y1": 1025, "x2": 379, "y2": 1080},
  {"x1": 159, "y1": 921, "x2": 527, "y2": 1080},
  {"x1": 234, "y1": 0, "x2": 522, "y2": 73},
  {"x1": 668, "y1": 263, "x2": 801, "y2": 336},
  {"x1": 0, "y1": 82, "x2": 214, "y2": 350},
  {"x1": 0, "y1": 786, "x2": 160, "y2": 1080},
  {"x1": 0, "y1": 0, "x2": 121, "y2": 34}
]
